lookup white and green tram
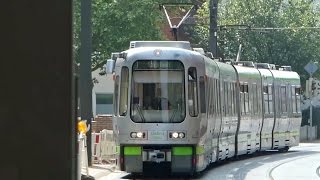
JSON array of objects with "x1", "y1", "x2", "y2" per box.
[{"x1": 105, "y1": 41, "x2": 302, "y2": 175}]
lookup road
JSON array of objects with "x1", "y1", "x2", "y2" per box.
[{"x1": 104, "y1": 143, "x2": 320, "y2": 180}]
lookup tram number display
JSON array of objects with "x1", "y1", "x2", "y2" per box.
[{"x1": 148, "y1": 131, "x2": 166, "y2": 140}]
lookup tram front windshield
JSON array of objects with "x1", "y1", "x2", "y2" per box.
[{"x1": 131, "y1": 60, "x2": 186, "y2": 123}]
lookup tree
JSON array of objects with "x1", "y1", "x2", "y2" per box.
[
  {"x1": 192, "y1": 0, "x2": 320, "y2": 83},
  {"x1": 73, "y1": 0, "x2": 166, "y2": 71}
]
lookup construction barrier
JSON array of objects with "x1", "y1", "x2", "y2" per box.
[
  {"x1": 100, "y1": 129, "x2": 116, "y2": 164},
  {"x1": 91, "y1": 129, "x2": 116, "y2": 164},
  {"x1": 92, "y1": 133, "x2": 102, "y2": 163}
]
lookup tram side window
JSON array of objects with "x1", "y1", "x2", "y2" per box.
[
  {"x1": 240, "y1": 84, "x2": 245, "y2": 115},
  {"x1": 252, "y1": 84, "x2": 258, "y2": 114},
  {"x1": 208, "y1": 78, "x2": 214, "y2": 118},
  {"x1": 263, "y1": 85, "x2": 269, "y2": 114},
  {"x1": 268, "y1": 85, "x2": 273, "y2": 113},
  {"x1": 188, "y1": 67, "x2": 198, "y2": 117},
  {"x1": 114, "y1": 75, "x2": 119, "y2": 116},
  {"x1": 234, "y1": 83, "x2": 237, "y2": 115},
  {"x1": 228, "y1": 83, "x2": 233, "y2": 115},
  {"x1": 231, "y1": 83, "x2": 235, "y2": 115},
  {"x1": 295, "y1": 87, "x2": 301, "y2": 113},
  {"x1": 119, "y1": 67, "x2": 129, "y2": 116},
  {"x1": 292, "y1": 86, "x2": 297, "y2": 113},
  {"x1": 215, "y1": 79, "x2": 220, "y2": 115},
  {"x1": 224, "y1": 82, "x2": 228, "y2": 116},
  {"x1": 206, "y1": 77, "x2": 210, "y2": 118},
  {"x1": 200, "y1": 76, "x2": 206, "y2": 113},
  {"x1": 281, "y1": 86, "x2": 287, "y2": 113},
  {"x1": 244, "y1": 84, "x2": 249, "y2": 114}
]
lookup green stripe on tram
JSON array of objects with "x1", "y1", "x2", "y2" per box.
[
  {"x1": 116, "y1": 146, "x2": 120, "y2": 155},
  {"x1": 196, "y1": 146, "x2": 205, "y2": 155},
  {"x1": 124, "y1": 146, "x2": 141, "y2": 155},
  {"x1": 172, "y1": 147, "x2": 193, "y2": 156}
]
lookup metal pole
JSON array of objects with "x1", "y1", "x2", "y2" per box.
[
  {"x1": 80, "y1": 0, "x2": 93, "y2": 166},
  {"x1": 209, "y1": 0, "x2": 218, "y2": 57},
  {"x1": 309, "y1": 77, "x2": 313, "y2": 140}
]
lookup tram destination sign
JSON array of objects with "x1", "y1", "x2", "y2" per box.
[{"x1": 304, "y1": 61, "x2": 318, "y2": 76}]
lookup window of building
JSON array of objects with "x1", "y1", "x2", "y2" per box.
[{"x1": 96, "y1": 94, "x2": 113, "y2": 115}]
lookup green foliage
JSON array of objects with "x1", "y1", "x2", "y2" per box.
[
  {"x1": 73, "y1": 0, "x2": 166, "y2": 71},
  {"x1": 192, "y1": 0, "x2": 320, "y2": 83}
]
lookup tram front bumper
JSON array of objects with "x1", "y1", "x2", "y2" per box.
[{"x1": 122, "y1": 146, "x2": 194, "y2": 174}]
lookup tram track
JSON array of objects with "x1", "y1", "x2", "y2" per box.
[
  {"x1": 268, "y1": 153, "x2": 315, "y2": 180},
  {"x1": 316, "y1": 165, "x2": 320, "y2": 178}
]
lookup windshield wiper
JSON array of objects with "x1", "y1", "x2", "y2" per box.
[{"x1": 136, "y1": 105, "x2": 146, "y2": 122}]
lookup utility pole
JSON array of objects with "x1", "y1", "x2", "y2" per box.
[
  {"x1": 209, "y1": 0, "x2": 218, "y2": 57},
  {"x1": 80, "y1": 0, "x2": 93, "y2": 166},
  {"x1": 304, "y1": 61, "x2": 318, "y2": 141}
]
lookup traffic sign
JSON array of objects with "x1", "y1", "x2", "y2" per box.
[{"x1": 304, "y1": 61, "x2": 318, "y2": 76}]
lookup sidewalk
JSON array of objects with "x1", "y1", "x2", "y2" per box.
[{"x1": 83, "y1": 163, "x2": 128, "y2": 180}]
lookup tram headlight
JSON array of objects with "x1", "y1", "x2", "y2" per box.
[
  {"x1": 172, "y1": 132, "x2": 179, "y2": 138},
  {"x1": 130, "y1": 132, "x2": 145, "y2": 138},
  {"x1": 178, "y1": 132, "x2": 185, "y2": 138},
  {"x1": 170, "y1": 131, "x2": 186, "y2": 139},
  {"x1": 130, "y1": 132, "x2": 137, "y2": 138},
  {"x1": 137, "y1": 132, "x2": 144, "y2": 138}
]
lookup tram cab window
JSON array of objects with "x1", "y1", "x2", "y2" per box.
[{"x1": 130, "y1": 60, "x2": 186, "y2": 123}]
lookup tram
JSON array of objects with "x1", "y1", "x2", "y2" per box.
[{"x1": 105, "y1": 41, "x2": 302, "y2": 174}]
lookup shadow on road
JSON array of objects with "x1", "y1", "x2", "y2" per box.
[
  {"x1": 121, "y1": 149, "x2": 319, "y2": 179},
  {"x1": 194, "y1": 150, "x2": 318, "y2": 180}
]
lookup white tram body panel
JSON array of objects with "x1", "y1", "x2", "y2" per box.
[
  {"x1": 233, "y1": 65, "x2": 263, "y2": 155},
  {"x1": 270, "y1": 70, "x2": 301, "y2": 149},
  {"x1": 107, "y1": 41, "x2": 302, "y2": 175},
  {"x1": 258, "y1": 68, "x2": 275, "y2": 151}
]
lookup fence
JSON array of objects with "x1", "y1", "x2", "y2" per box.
[
  {"x1": 300, "y1": 125, "x2": 317, "y2": 141},
  {"x1": 91, "y1": 129, "x2": 116, "y2": 164}
]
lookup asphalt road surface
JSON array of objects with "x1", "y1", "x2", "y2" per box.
[{"x1": 105, "y1": 143, "x2": 320, "y2": 180}]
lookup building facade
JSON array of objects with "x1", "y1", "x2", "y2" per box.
[{"x1": 92, "y1": 69, "x2": 114, "y2": 117}]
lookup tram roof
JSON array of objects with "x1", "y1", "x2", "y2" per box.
[
  {"x1": 233, "y1": 64, "x2": 261, "y2": 80},
  {"x1": 271, "y1": 69, "x2": 300, "y2": 84}
]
